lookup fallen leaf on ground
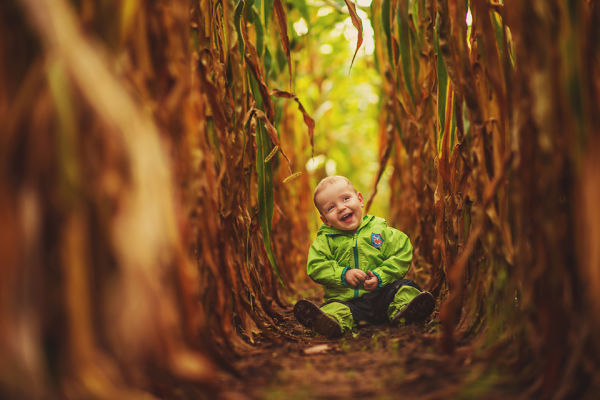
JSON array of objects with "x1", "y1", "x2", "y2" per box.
[{"x1": 302, "y1": 344, "x2": 330, "y2": 355}]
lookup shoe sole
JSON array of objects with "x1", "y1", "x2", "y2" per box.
[
  {"x1": 392, "y1": 291, "x2": 435, "y2": 324},
  {"x1": 293, "y1": 300, "x2": 342, "y2": 338}
]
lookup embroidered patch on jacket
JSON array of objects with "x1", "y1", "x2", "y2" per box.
[{"x1": 371, "y1": 233, "x2": 384, "y2": 249}]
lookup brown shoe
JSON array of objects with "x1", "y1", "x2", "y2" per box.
[
  {"x1": 293, "y1": 300, "x2": 342, "y2": 338},
  {"x1": 391, "y1": 291, "x2": 435, "y2": 324}
]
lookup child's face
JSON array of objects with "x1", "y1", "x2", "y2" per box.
[{"x1": 315, "y1": 179, "x2": 364, "y2": 231}]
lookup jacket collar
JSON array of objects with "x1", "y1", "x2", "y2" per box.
[{"x1": 317, "y1": 214, "x2": 375, "y2": 236}]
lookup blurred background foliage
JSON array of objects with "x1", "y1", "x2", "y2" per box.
[{"x1": 288, "y1": 0, "x2": 389, "y2": 231}]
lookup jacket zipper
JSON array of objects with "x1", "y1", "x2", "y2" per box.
[{"x1": 353, "y1": 230, "x2": 359, "y2": 298}]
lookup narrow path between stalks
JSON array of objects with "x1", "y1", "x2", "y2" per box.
[{"x1": 217, "y1": 284, "x2": 521, "y2": 400}]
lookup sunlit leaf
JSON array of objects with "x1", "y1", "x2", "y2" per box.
[
  {"x1": 282, "y1": 171, "x2": 303, "y2": 183},
  {"x1": 344, "y1": 0, "x2": 363, "y2": 71}
]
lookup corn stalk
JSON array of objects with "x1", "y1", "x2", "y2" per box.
[
  {"x1": 0, "y1": 0, "x2": 312, "y2": 397},
  {"x1": 372, "y1": 0, "x2": 600, "y2": 396}
]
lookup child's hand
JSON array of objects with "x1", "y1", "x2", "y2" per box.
[
  {"x1": 344, "y1": 269, "x2": 367, "y2": 288},
  {"x1": 363, "y1": 271, "x2": 379, "y2": 291}
]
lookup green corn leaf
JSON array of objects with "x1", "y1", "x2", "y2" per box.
[
  {"x1": 276, "y1": 42, "x2": 286, "y2": 73},
  {"x1": 397, "y1": 1, "x2": 415, "y2": 106},
  {"x1": 251, "y1": 6, "x2": 265, "y2": 57},
  {"x1": 263, "y1": 0, "x2": 273, "y2": 29},
  {"x1": 436, "y1": 15, "x2": 448, "y2": 153},
  {"x1": 246, "y1": 0, "x2": 255, "y2": 21},
  {"x1": 256, "y1": 121, "x2": 283, "y2": 284},
  {"x1": 410, "y1": 2, "x2": 421, "y2": 81},
  {"x1": 450, "y1": 99, "x2": 457, "y2": 149},
  {"x1": 249, "y1": 72, "x2": 283, "y2": 284},
  {"x1": 371, "y1": 0, "x2": 381, "y2": 73},
  {"x1": 234, "y1": 0, "x2": 245, "y2": 57},
  {"x1": 410, "y1": 0, "x2": 420, "y2": 38},
  {"x1": 226, "y1": 57, "x2": 233, "y2": 88},
  {"x1": 491, "y1": 11, "x2": 504, "y2": 61},
  {"x1": 273, "y1": 0, "x2": 292, "y2": 87},
  {"x1": 381, "y1": 0, "x2": 393, "y2": 67},
  {"x1": 264, "y1": 47, "x2": 273, "y2": 79}
]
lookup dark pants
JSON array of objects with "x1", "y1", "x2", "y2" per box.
[{"x1": 322, "y1": 279, "x2": 421, "y2": 325}]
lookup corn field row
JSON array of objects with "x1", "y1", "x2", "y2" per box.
[{"x1": 1, "y1": 0, "x2": 599, "y2": 398}]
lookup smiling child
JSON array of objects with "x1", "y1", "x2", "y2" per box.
[{"x1": 294, "y1": 176, "x2": 435, "y2": 338}]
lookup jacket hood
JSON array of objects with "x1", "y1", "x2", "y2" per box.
[{"x1": 316, "y1": 214, "x2": 376, "y2": 236}]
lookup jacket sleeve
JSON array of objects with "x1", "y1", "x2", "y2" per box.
[
  {"x1": 306, "y1": 235, "x2": 348, "y2": 288},
  {"x1": 370, "y1": 227, "x2": 413, "y2": 286}
]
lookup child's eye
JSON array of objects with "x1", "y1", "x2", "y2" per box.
[
  {"x1": 344, "y1": 196, "x2": 350, "y2": 201},
  {"x1": 327, "y1": 205, "x2": 334, "y2": 211}
]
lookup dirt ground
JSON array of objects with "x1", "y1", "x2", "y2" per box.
[{"x1": 217, "y1": 285, "x2": 523, "y2": 400}]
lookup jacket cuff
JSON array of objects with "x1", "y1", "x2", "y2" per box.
[
  {"x1": 372, "y1": 271, "x2": 383, "y2": 288},
  {"x1": 341, "y1": 266, "x2": 351, "y2": 287}
]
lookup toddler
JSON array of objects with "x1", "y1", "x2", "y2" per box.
[{"x1": 294, "y1": 176, "x2": 435, "y2": 337}]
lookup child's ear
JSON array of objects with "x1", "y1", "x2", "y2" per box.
[{"x1": 357, "y1": 192, "x2": 364, "y2": 207}]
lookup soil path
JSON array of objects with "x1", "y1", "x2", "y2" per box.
[{"x1": 216, "y1": 284, "x2": 515, "y2": 400}]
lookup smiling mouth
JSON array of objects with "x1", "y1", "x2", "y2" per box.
[{"x1": 341, "y1": 212, "x2": 353, "y2": 221}]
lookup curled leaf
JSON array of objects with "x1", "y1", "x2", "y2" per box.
[
  {"x1": 252, "y1": 108, "x2": 293, "y2": 173},
  {"x1": 282, "y1": 171, "x2": 303, "y2": 183},
  {"x1": 264, "y1": 145, "x2": 279, "y2": 163},
  {"x1": 344, "y1": 0, "x2": 363, "y2": 71},
  {"x1": 271, "y1": 89, "x2": 315, "y2": 154}
]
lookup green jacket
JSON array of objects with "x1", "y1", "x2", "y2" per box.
[{"x1": 307, "y1": 215, "x2": 413, "y2": 301}]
